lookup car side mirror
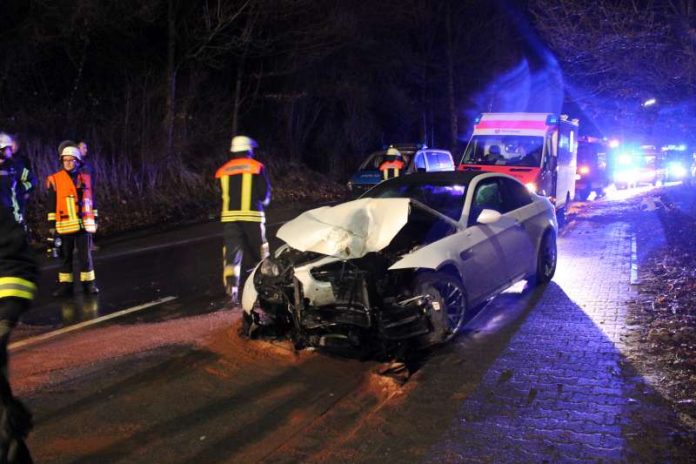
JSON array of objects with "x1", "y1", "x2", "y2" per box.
[{"x1": 477, "y1": 208, "x2": 502, "y2": 224}]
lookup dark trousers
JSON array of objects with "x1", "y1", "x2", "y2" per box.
[
  {"x1": 59, "y1": 232, "x2": 95, "y2": 284},
  {"x1": 223, "y1": 222, "x2": 268, "y2": 290},
  {"x1": 0, "y1": 298, "x2": 33, "y2": 463}
]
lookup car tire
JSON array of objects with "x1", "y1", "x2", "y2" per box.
[
  {"x1": 530, "y1": 230, "x2": 557, "y2": 286},
  {"x1": 413, "y1": 272, "x2": 468, "y2": 345}
]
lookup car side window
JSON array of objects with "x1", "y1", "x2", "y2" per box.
[
  {"x1": 500, "y1": 178, "x2": 533, "y2": 211},
  {"x1": 414, "y1": 153, "x2": 426, "y2": 171},
  {"x1": 469, "y1": 179, "x2": 504, "y2": 226}
]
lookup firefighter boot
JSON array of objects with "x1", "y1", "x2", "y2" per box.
[
  {"x1": 83, "y1": 281, "x2": 100, "y2": 295},
  {"x1": 52, "y1": 284, "x2": 73, "y2": 297}
]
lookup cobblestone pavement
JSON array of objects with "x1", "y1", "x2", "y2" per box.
[{"x1": 293, "y1": 206, "x2": 694, "y2": 463}]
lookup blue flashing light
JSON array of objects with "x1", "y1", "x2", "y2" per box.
[
  {"x1": 473, "y1": 114, "x2": 483, "y2": 125},
  {"x1": 545, "y1": 114, "x2": 559, "y2": 125}
]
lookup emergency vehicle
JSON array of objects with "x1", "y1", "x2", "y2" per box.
[
  {"x1": 576, "y1": 136, "x2": 611, "y2": 200},
  {"x1": 458, "y1": 112, "x2": 578, "y2": 221}
]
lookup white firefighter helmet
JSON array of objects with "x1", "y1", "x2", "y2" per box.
[
  {"x1": 0, "y1": 132, "x2": 14, "y2": 150},
  {"x1": 230, "y1": 135, "x2": 258, "y2": 154},
  {"x1": 59, "y1": 145, "x2": 83, "y2": 162},
  {"x1": 386, "y1": 146, "x2": 402, "y2": 158}
]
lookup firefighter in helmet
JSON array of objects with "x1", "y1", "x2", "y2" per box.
[
  {"x1": 215, "y1": 135, "x2": 271, "y2": 304},
  {"x1": 0, "y1": 203, "x2": 37, "y2": 462},
  {"x1": 46, "y1": 142, "x2": 99, "y2": 296},
  {"x1": 379, "y1": 146, "x2": 405, "y2": 180},
  {"x1": 0, "y1": 133, "x2": 20, "y2": 224}
]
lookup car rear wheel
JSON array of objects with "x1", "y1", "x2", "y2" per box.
[
  {"x1": 413, "y1": 272, "x2": 468, "y2": 345},
  {"x1": 530, "y1": 230, "x2": 557, "y2": 286}
]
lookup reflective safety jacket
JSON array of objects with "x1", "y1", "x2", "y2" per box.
[
  {"x1": 379, "y1": 159, "x2": 405, "y2": 180},
  {"x1": 46, "y1": 169, "x2": 98, "y2": 234},
  {"x1": 0, "y1": 205, "x2": 37, "y2": 302},
  {"x1": 0, "y1": 160, "x2": 18, "y2": 220},
  {"x1": 215, "y1": 157, "x2": 271, "y2": 223}
]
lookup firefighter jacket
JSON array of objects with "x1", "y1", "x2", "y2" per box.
[
  {"x1": 215, "y1": 157, "x2": 271, "y2": 223},
  {"x1": 0, "y1": 205, "x2": 38, "y2": 302},
  {"x1": 0, "y1": 159, "x2": 18, "y2": 220},
  {"x1": 46, "y1": 168, "x2": 98, "y2": 234},
  {"x1": 379, "y1": 159, "x2": 405, "y2": 180},
  {"x1": 12, "y1": 155, "x2": 36, "y2": 204}
]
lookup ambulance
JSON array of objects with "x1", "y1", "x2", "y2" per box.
[{"x1": 458, "y1": 113, "x2": 578, "y2": 221}]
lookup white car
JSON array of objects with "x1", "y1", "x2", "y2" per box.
[{"x1": 243, "y1": 171, "x2": 557, "y2": 355}]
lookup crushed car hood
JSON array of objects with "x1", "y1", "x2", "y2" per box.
[{"x1": 277, "y1": 198, "x2": 411, "y2": 259}]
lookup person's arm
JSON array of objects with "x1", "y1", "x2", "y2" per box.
[
  {"x1": 20, "y1": 159, "x2": 36, "y2": 197},
  {"x1": 46, "y1": 176, "x2": 56, "y2": 232},
  {"x1": 260, "y1": 166, "x2": 271, "y2": 207}
]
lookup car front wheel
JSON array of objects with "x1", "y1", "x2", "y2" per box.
[
  {"x1": 530, "y1": 230, "x2": 557, "y2": 286},
  {"x1": 413, "y1": 272, "x2": 468, "y2": 345}
]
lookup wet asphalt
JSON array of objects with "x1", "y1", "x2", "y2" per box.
[{"x1": 20, "y1": 203, "x2": 316, "y2": 333}]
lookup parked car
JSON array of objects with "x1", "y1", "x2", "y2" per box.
[
  {"x1": 347, "y1": 144, "x2": 454, "y2": 196},
  {"x1": 243, "y1": 171, "x2": 558, "y2": 358}
]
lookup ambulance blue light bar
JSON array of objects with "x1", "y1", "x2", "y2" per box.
[{"x1": 545, "y1": 114, "x2": 559, "y2": 125}]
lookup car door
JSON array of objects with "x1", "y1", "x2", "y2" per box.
[
  {"x1": 498, "y1": 177, "x2": 537, "y2": 280},
  {"x1": 462, "y1": 178, "x2": 528, "y2": 302}
]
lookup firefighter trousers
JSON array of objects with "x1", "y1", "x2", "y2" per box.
[
  {"x1": 223, "y1": 222, "x2": 268, "y2": 292},
  {"x1": 0, "y1": 298, "x2": 33, "y2": 463},
  {"x1": 58, "y1": 232, "x2": 95, "y2": 284}
]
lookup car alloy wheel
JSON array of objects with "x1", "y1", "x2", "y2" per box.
[
  {"x1": 414, "y1": 272, "x2": 468, "y2": 344},
  {"x1": 533, "y1": 231, "x2": 557, "y2": 285}
]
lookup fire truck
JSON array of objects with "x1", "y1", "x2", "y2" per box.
[{"x1": 458, "y1": 112, "x2": 578, "y2": 222}]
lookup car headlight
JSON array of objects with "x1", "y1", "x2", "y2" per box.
[{"x1": 259, "y1": 259, "x2": 281, "y2": 277}]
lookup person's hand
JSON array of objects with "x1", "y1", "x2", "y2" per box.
[{"x1": 49, "y1": 228, "x2": 56, "y2": 235}]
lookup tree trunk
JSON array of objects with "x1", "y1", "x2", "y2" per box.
[
  {"x1": 231, "y1": 55, "x2": 246, "y2": 136},
  {"x1": 164, "y1": 0, "x2": 177, "y2": 161},
  {"x1": 445, "y1": 2, "x2": 458, "y2": 151}
]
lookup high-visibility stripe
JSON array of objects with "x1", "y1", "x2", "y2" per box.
[
  {"x1": 241, "y1": 173, "x2": 252, "y2": 211},
  {"x1": 221, "y1": 176, "x2": 230, "y2": 218},
  {"x1": 221, "y1": 210, "x2": 264, "y2": 217},
  {"x1": 0, "y1": 289, "x2": 34, "y2": 300},
  {"x1": 59, "y1": 273, "x2": 74, "y2": 283},
  {"x1": 21, "y1": 169, "x2": 28, "y2": 182},
  {"x1": 0, "y1": 277, "x2": 37, "y2": 292},
  {"x1": 48, "y1": 212, "x2": 56, "y2": 221},
  {"x1": 80, "y1": 270, "x2": 95, "y2": 282},
  {"x1": 66, "y1": 196, "x2": 77, "y2": 221},
  {"x1": 221, "y1": 216, "x2": 264, "y2": 223},
  {"x1": 23, "y1": 181, "x2": 32, "y2": 191}
]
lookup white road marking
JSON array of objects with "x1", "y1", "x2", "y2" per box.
[
  {"x1": 630, "y1": 233, "x2": 639, "y2": 285},
  {"x1": 9, "y1": 296, "x2": 178, "y2": 351}
]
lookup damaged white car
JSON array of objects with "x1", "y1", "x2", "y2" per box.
[{"x1": 242, "y1": 171, "x2": 557, "y2": 357}]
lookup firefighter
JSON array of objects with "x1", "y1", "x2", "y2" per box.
[
  {"x1": 46, "y1": 143, "x2": 99, "y2": 296},
  {"x1": 379, "y1": 146, "x2": 405, "y2": 180},
  {"x1": 0, "y1": 134, "x2": 20, "y2": 224},
  {"x1": 215, "y1": 135, "x2": 271, "y2": 304},
  {"x1": 9, "y1": 135, "x2": 37, "y2": 230},
  {"x1": 0, "y1": 205, "x2": 37, "y2": 463}
]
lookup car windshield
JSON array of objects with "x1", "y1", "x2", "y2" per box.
[
  {"x1": 364, "y1": 181, "x2": 466, "y2": 220},
  {"x1": 461, "y1": 135, "x2": 544, "y2": 167}
]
